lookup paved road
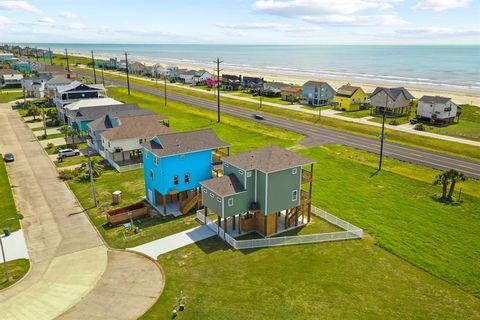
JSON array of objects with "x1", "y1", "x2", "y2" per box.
[
  {"x1": 0, "y1": 102, "x2": 164, "y2": 320},
  {"x1": 78, "y1": 71, "x2": 480, "y2": 179}
]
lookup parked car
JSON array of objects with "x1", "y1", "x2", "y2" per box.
[
  {"x1": 3, "y1": 153, "x2": 14, "y2": 162},
  {"x1": 57, "y1": 148, "x2": 80, "y2": 158},
  {"x1": 254, "y1": 114, "x2": 265, "y2": 120},
  {"x1": 409, "y1": 118, "x2": 419, "y2": 125}
]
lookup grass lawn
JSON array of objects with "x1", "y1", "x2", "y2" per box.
[
  {"x1": 422, "y1": 105, "x2": 480, "y2": 141},
  {"x1": 229, "y1": 91, "x2": 293, "y2": 105},
  {"x1": 32, "y1": 125, "x2": 61, "y2": 132},
  {"x1": 369, "y1": 114, "x2": 411, "y2": 125},
  {"x1": 0, "y1": 91, "x2": 22, "y2": 103},
  {"x1": 45, "y1": 142, "x2": 87, "y2": 155},
  {"x1": 337, "y1": 109, "x2": 372, "y2": 118},
  {"x1": 298, "y1": 145, "x2": 480, "y2": 297},
  {"x1": 54, "y1": 154, "x2": 103, "y2": 168},
  {"x1": 0, "y1": 158, "x2": 21, "y2": 232},
  {"x1": 143, "y1": 236, "x2": 480, "y2": 320},
  {"x1": 0, "y1": 259, "x2": 30, "y2": 290},
  {"x1": 37, "y1": 132, "x2": 64, "y2": 140}
]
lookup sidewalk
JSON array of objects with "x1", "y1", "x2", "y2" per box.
[
  {"x1": 129, "y1": 225, "x2": 216, "y2": 259},
  {"x1": 0, "y1": 230, "x2": 29, "y2": 263}
]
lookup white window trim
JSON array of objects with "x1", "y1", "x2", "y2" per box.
[
  {"x1": 210, "y1": 193, "x2": 214, "y2": 198},
  {"x1": 217, "y1": 197, "x2": 221, "y2": 202},
  {"x1": 292, "y1": 168, "x2": 297, "y2": 175},
  {"x1": 239, "y1": 170, "x2": 244, "y2": 175},
  {"x1": 228, "y1": 198, "x2": 234, "y2": 207},
  {"x1": 246, "y1": 171, "x2": 252, "y2": 178},
  {"x1": 203, "y1": 188, "x2": 208, "y2": 193},
  {"x1": 292, "y1": 190, "x2": 298, "y2": 201}
]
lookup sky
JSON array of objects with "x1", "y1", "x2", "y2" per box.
[{"x1": 0, "y1": 0, "x2": 479, "y2": 44}]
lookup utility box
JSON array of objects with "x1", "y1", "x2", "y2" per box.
[
  {"x1": 112, "y1": 190, "x2": 122, "y2": 205},
  {"x1": 3, "y1": 227, "x2": 10, "y2": 237}
]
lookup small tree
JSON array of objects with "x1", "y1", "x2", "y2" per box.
[
  {"x1": 447, "y1": 169, "x2": 467, "y2": 201},
  {"x1": 81, "y1": 158, "x2": 103, "y2": 177},
  {"x1": 26, "y1": 102, "x2": 40, "y2": 120}
]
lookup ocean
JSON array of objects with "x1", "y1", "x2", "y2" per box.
[{"x1": 16, "y1": 43, "x2": 480, "y2": 93}]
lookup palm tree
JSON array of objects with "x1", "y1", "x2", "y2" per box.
[
  {"x1": 61, "y1": 125, "x2": 71, "y2": 145},
  {"x1": 433, "y1": 171, "x2": 450, "y2": 200},
  {"x1": 447, "y1": 169, "x2": 467, "y2": 201},
  {"x1": 81, "y1": 158, "x2": 103, "y2": 177},
  {"x1": 26, "y1": 102, "x2": 40, "y2": 120}
]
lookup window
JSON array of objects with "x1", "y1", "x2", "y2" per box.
[
  {"x1": 139, "y1": 139, "x2": 143, "y2": 144},
  {"x1": 292, "y1": 168, "x2": 297, "y2": 175},
  {"x1": 173, "y1": 175, "x2": 179, "y2": 185},
  {"x1": 246, "y1": 171, "x2": 252, "y2": 178},
  {"x1": 239, "y1": 170, "x2": 244, "y2": 175},
  {"x1": 150, "y1": 170, "x2": 154, "y2": 181},
  {"x1": 210, "y1": 193, "x2": 214, "y2": 198},
  {"x1": 292, "y1": 190, "x2": 298, "y2": 201},
  {"x1": 217, "y1": 197, "x2": 221, "y2": 202},
  {"x1": 224, "y1": 163, "x2": 229, "y2": 168},
  {"x1": 184, "y1": 173, "x2": 190, "y2": 184},
  {"x1": 154, "y1": 156, "x2": 158, "y2": 165},
  {"x1": 203, "y1": 188, "x2": 208, "y2": 193},
  {"x1": 228, "y1": 198, "x2": 234, "y2": 207},
  {"x1": 108, "y1": 142, "x2": 110, "y2": 148}
]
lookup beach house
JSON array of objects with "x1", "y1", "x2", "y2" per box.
[
  {"x1": 242, "y1": 76, "x2": 265, "y2": 91},
  {"x1": 280, "y1": 86, "x2": 303, "y2": 102},
  {"x1": 333, "y1": 84, "x2": 368, "y2": 111},
  {"x1": 263, "y1": 82, "x2": 287, "y2": 97},
  {"x1": 370, "y1": 87, "x2": 414, "y2": 116},
  {"x1": 416, "y1": 96, "x2": 458, "y2": 125},
  {"x1": 44, "y1": 76, "x2": 73, "y2": 99},
  {"x1": 201, "y1": 146, "x2": 314, "y2": 237},
  {"x1": 54, "y1": 81, "x2": 107, "y2": 123},
  {"x1": 193, "y1": 70, "x2": 213, "y2": 85},
  {"x1": 22, "y1": 77, "x2": 46, "y2": 98},
  {"x1": 101, "y1": 114, "x2": 171, "y2": 171},
  {"x1": 63, "y1": 97, "x2": 121, "y2": 128},
  {"x1": 302, "y1": 81, "x2": 335, "y2": 106},
  {"x1": 221, "y1": 74, "x2": 241, "y2": 91},
  {"x1": 142, "y1": 129, "x2": 231, "y2": 216},
  {"x1": 0, "y1": 69, "x2": 23, "y2": 88}
]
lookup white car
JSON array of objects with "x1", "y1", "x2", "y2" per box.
[{"x1": 57, "y1": 148, "x2": 80, "y2": 158}]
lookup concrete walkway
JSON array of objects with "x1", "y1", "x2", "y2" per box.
[
  {"x1": 0, "y1": 102, "x2": 164, "y2": 320},
  {"x1": 38, "y1": 137, "x2": 66, "y2": 147},
  {"x1": 130, "y1": 225, "x2": 216, "y2": 259},
  {"x1": 33, "y1": 127, "x2": 62, "y2": 137},
  {"x1": 0, "y1": 230, "x2": 29, "y2": 262}
]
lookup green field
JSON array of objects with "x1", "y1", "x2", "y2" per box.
[
  {"x1": 0, "y1": 259, "x2": 30, "y2": 290},
  {"x1": 0, "y1": 158, "x2": 21, "y2": 232}
]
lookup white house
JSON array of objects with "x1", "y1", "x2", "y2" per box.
[
  {"x1": 100, "y1": 114, "x2": 171, "y2": 171},
  {"x1": 417, "y1": 96, "x2": 458, "y2": 125},
  {"x1": 193, "y1": 70, "x2": 212, "y2": 85},
  {"x1": 1, "y1": 74, "x2": 23, "y2": 88},
  {"x1": 45, "y1": 76, "x2": 73, "y2": 99},
  {"x1": 23, "y1": 78, "x2": 46, "y2": 98}
]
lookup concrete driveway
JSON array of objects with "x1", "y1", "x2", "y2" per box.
[{"x1": 0, "y1": 102, "x2": 164, "y2": 320}]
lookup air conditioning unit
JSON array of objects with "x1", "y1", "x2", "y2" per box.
[{"x1": 249, "y1": 202, "x2": 258, "y2": 211}]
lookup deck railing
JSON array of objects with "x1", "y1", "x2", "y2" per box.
[{"x1": 196, "y1": 206, "x2": 362, "y2": 250}]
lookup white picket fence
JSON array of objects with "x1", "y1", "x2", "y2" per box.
[{"x1": 196, "y1": 206, "x2": 362, "y2": 250}]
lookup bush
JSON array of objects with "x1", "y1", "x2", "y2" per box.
[
  {"x1": 46, "y1": 143, "x2": 54, "y2": 149},
  {"x1": 388, "y1": 119, "x2": 400, "y2": 125},
  {"x1": 76, "y1": 173, "x2": 90, "y2": 183},
  {"x1": 58, "y1": 168, "x2": 83, "y2": 180},
  {"x1": 414, "y1": 123, "x2": 425, "y2": 131}
]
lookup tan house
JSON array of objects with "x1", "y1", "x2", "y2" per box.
[
  {"x1": 281, "y1": 86, "x2": 303, "y2": 103},
  {"x1": 370, "y1": 87, "x2": 414, "y2": 115}
]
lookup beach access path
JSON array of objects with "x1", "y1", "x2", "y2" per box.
[
  {"x1": 80, "y1": 66, "x2": 480, "y2": 147},
  {"x1": 0, "y1": 102, "x2": 164, "y2": 320}
]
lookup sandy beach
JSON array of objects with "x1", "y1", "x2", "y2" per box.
[{"x1": 66, "y1": 51, "x2": 480, "y2": 106}]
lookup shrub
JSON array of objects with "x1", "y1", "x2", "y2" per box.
[
  {"x1": 414, "y1": 123, "x2": 425, "y2": 131},
  {"x1": 46, "y1": 143, "x2": 54, "y2": 149},
  {"x1": 58, "y1": 168, "x2": 83, "y2": 180},
  {"x1": 388, "y1": 119, "x2": 400, "y2": 125}
]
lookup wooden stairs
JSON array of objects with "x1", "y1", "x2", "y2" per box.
[{"x1": 180, "y1": 192, "x2": 200, "y2": 214}]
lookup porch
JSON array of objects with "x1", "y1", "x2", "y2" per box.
[{"x1": 150, "y1": 188, "x2": 201, "y2": 217}]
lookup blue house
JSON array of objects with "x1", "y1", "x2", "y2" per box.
[
  {"x1": 142, "y1": 128, "x2": 230, "y2": 216},
  {"x1": 302, "y1": 81, "x2": 335, "y2": 106}
]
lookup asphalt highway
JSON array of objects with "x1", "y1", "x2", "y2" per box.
[{"x1": 78, "y1": 70, "x2": 480, "y2": 179}]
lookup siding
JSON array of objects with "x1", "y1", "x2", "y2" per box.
[{"x1": 266, "y1": 166, "x2": 301, "y2": 215}]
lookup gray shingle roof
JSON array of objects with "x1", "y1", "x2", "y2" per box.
[
  {"x1": 303, "y1": 80, "x2": 329, "y2": 88},
  {"x1": 418, "y1": 95, "x2": 451, "y2": 104},
  {"x1": 143, "y1": 128, "x2": 230, "y2": 158},
  {"x1": 102, "y1": 115, "x2": 172, "y2": 141},
  {"x1": 45, "y1": 75, "x2": 72, "y2": 86},
  {"x1": 87, "y1": 107, "x2": 159, "y2": 131},
  {"x1": 56, "y1": 81, "x2": 105, "y2": 93},
  {"x1": 73, "y1": 104, "x2": 152, "y2": 122},
  {"x1": 223, "y1": 145, "x2": 314, "y2": 173},
  {"x1": 336, "y1": 85, "x2": 362, "y2": 98},
  {"x1": 372, "y1": 87, "x2": 414, "y2": 101},
  {"x1": 201, "y1": 174, "x2": 245, "y2": 197}
]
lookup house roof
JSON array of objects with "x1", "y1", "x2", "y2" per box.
[
  {"x1": 201, "y1": 174, "x2": 245, "y2": 197},
  {"x1": 56, "y1": 81, "x2": 105, "y2": 93},
  {"x1": 88, "y1": 109, "x2": 159, "y2": 131},
  {"x1": 45, "y1": 76, "x2": 72, "y2": 86},
  {"x1": 223, "y1": 145, "x2": 314, "y2": 173},
  {"x1": 2, "y1": 74, "x2": 23, "y2": 80},
  {"x1": 143, "y1": 128, "x2": 230, "y2": 158},
  {"x1": 418, "y1": 95, "x2": 452, "y2": 104},
  {"x1": 281, "y1": 86, "x2": 302, "y2": 94},
  {"x1": 0, "y1": 69, "x2": 21, "y2": 75},
  {"x1": 265, "y1": 82, "x2": 287, "y2": 89},
  {"x1": 184, "y1": 70, "x2": 196, "y2": 76},
  {"x1": 372, "y1": 87, "x2": 414, "y2": 101},
  {"x1": 335, "y1": 85, "x2": 363, "y2": 98},
  {"x1": 102, "y1": 115, "x2": 172, "y2": 141},
  {"x1": 303, "y1": 80, "x2": 329, "y2": 88},
  {"x1": 176, "y1": 69, "x2": 187, "y2": 75},
  {"x1": 64, "y1": 98, "x2": 122, "y2": 111},
  {"x1": 72, "y1": 103, "x2": 148, "y2": 122}
]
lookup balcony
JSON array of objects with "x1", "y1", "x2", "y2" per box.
[
  {"x1": 301, "y1": 169, "x2": 312, "y2": 184},
  {"x1": 212, "y1": 148, "x2": 229, "y2": 165}
]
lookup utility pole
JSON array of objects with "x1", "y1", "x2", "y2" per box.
[
  {"x1": 213, "y1": 58, "x2": 223, "y2": 122},
  {"x1": 125, "y1": 52, "x2": 131, "y2": 95},
  {"x1": 164, "y1": 76, "x2": 167, "y2": 106},
  {"x1": 0, "y1": 235, "x2": 9, "y2": 281},
  {"x1": 49, "y1": 48, "x2": 53, "y2": 65},
  {"x1": 259, "y1": 89, "x2": 263, "y2": 109},
  {"x1": 101, "y1": 66, "x2": 105, "y2": 86},
  {"x1": 88, "y1": 151, "x2": 97, "y2": 207},
  {"x1": 91, "y1": 50, "x2": 97, "y2": 84},
  {"x1": 318, "y1": 106, "x2": 322, "y2": 121},
  {"x1": 378, "y1": 95, "x2": 387, "y2": 171},
  {"x1": 35, "y1": 46, "x2": 39, "y2": 61},
  {"x1": 65, "y1": 48, "x2": 70, "y2": 71},
  {"x1": 42, "y1": 109, "x2": 47, "y2": 139}
]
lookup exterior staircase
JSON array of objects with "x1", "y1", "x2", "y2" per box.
[{"x1": 180, "y1": 192, "x2": 200, "y2": 214}]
